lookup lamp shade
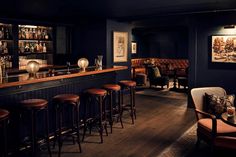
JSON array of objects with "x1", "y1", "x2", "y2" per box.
[
  {"x1": 77, "y1": 58, "x2": 89, "y2": 71},
  {"x1": 26, "y1": 60, "x2": 40, "y2": 74}
]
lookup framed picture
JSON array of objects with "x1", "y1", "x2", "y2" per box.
[
  {"x1": 113, "y1": 31, "x2": 128, "y2": 62},
  {"x1": 211, "y1": 35, "x2": 236, "y2": 63},
  {"x1": 131, "y1": 42, "x2": 137, "y2": 54}
]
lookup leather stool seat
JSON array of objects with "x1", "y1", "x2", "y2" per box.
[
  {"x1": 0, "y1": 109, "x2": 9, "y2": 120},
  {"x1": 103, "y1": 84, "x2": 121, "y2": 91},
  {"x1": 119, "y1": 80, "x2": 136, "y2": 87},
  {"x1": 85, "y1": 88, "x2": 107, "y2": 96},
  {"x1": 53, "y1": 94, "x2": 80, "y2": 105},
  {"x1": 20, "y1": 99, "x2": 48, "y2": 109}
]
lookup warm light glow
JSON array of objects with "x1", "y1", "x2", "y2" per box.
[
  {"x1": 26, "y1": 61, "x2": 40, "y2": 74},
  {"x1": 77, "y1": 58, "x2": 89, "y2": 71}
]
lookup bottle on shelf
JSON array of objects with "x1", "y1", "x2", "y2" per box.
[
  {"x1": 3, "y1": 42, "x2": 8, "y2": 54},
  {"x1": 32, "y1": 28, "x2": 36, "y2": 39},
  {"x1": 24, "y1": 42, "x2": 30, "y2": 52},
  {"x1": 39, "y1": 42, "x2": 43, "y2": 52},
  {"x1": 42, "y1": 43, "x2": 47, "y2": 53},
  {"x1": 5, "y1": 28, "x2": 10, "y2": 39},
  {"x1": 37, "y1": 28, "x2": 41, "y2": 40},
  {"x1": 0, "y1": 41, "x2": 3, "y2": 54},
  {"x1": 44, "y1": 29, "x2": 49, "y2": 40},
  {"x1": 0, "y1": 27, "x2": 4, "y2": 39},
  {"x1": 25, "y1": 28, "x2": 29, "y2": 39}
]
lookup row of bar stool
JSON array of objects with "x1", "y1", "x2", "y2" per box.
[{"x1": 0, "y1": 79, "x2": 136, "y2": 157}]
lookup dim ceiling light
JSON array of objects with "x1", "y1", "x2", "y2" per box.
[{"x1": 224, "y1": 25, "x2": 235, "y2": 29}]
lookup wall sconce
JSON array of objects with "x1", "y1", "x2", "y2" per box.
[
  {"x1": 224, "y1": 25, "x2": 235, "y2": 29},
  {"x1": 77, "y1": 58, "x2": 89, "y2": 72},
  {"x1": 26, "y1": 60, "x2": 40, "y2": 77}
]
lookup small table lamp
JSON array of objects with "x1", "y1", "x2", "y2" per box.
[
  {"x1": 77, "y1": 58, "x2": 89, "y2": 72},
  {"x1": 26, "y1": 61, "x2": 40, "y2": 77}
]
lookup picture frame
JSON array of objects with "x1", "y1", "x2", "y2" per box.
[
  {"x1": 211, "y1": 35, "x2": 236, "y2": 63},
  {"x1": 131, "y1": 42, "x2": 137, "y2": 54},
  {"x1": 113, "y1": 31, "x2": 128, "y2": 62}
]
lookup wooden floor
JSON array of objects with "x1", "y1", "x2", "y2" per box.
[{"x1": 38, "y1": 88, "x2": 196, "y2": 157}]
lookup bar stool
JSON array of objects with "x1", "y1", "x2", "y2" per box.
[
  {"x1": 0, "y1": 108, "x2": 9, "y2": 157},
  {"x1": 119, "y1": 80, "x2": 137, "y2": 124},
  {"x1": 103, "y1": 84, "x2": 123, "y2": 133},
  {"x1": 82, "y1": 88, "x2": 107, "y2": 143},
  {"x1": 53, "y1": 94, "x2": 81, "y2": 157},
  {"x1": 20, "y1": 99, "x2": 51, "y2": 157}
]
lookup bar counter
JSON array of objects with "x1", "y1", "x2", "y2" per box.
[
  {"x1": 1, "y1": 66, "x2": 127, "y2": 89},
  {"x1": 0, "y1": 65, "x2": 128, "y2": 151}
]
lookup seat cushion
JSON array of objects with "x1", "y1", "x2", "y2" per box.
[{"x1": 198, "y1": 118, "x2": 236, "y2": 135}]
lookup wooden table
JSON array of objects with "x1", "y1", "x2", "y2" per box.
[{"x1": 221, "y1": 112, "x2": 236, "y2": 127}]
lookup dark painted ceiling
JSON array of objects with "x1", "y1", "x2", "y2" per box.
[{"x1": 1, "y1": 0, "x2": 236, "y2": 22}]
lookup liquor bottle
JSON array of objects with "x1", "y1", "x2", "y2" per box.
[
  {"x1": 25, "y1": 28, "x2": 29, "y2": 39},
  {"x1": 9, "y1": 56, "x2": 12, "y2": 68},
  {"x1": 29, "y1": 28, "x2": 33, "y2": 39},
  {"x1": 32, "y1": 28, "x2": 36, "y2": 39},
  {"x1": 42, "y1": 43, "x2": 47, "y2": 52},
  {"x1": 25, "y1": 42, "x2": 30, "y2": 52},
  {"x1": 44, "y1": 29, "x2": 49, "y2": 40},
  {"x1": 0, "y1": 27, "x2": 4, "y2": 39},
  {"x1": 39, "y1": 42, "x2": 43, "y2": 52},
  {"x1": 21, "y1": 28, "x2": 26, "y2": 39},
  {"x1": 5, "y1": 28, "x2": 10, "y2": 39},
  {"x1": 0, "y1": 41, "x2": 3, "y2": 54},
  {"x1": 3, "y1": 42, "x2": 8, "y2": 54},
  {"x1": 37, "y1": 28, "x2": 41, "y2": 39},
  {"x1": 30, "y1": 43, "x2": 34, "y2": 53}
]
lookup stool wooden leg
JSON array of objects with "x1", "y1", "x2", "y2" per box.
[
  {"x1": 58, "y1": 107, "x2": 63, "y2": 157},
  {"x1": 133, "y1": 87, "x2": 136, "y2": 120},
  {"x1": 45, "y1": 107, "x2": 52, "y2": 157},
  {"x1": 75, "y1": 103, "x2": 82, "y2": 153},
  {"x1": 118, "y1": 90, "x2": 123, "y2": 128},
  {"x1": 31, "y1": 110, "x2": 36, "y2": 156},
  {"x1": 99, "y1": 96, "x2": 103, "y2": 143},
  {"x1": 109, "y1": 91, "x2": 113, "y2": 133},
  {"x1": 3, "y1": 119, "x2": 8, "y2": 157},
  {"x1": 130, "y1": 88, "x2": 134, "y2": 124}
]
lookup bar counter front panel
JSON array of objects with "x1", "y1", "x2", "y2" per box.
[{"x1": 0, "y1": 66, "x2": 127, "y2": 150}]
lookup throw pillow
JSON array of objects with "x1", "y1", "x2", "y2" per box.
[
  {"x1": 205, "y1": 93, "x2": 235, "y2": 118},
  {"x1": 153, "y1": 67, "x2": 161, "y2": 77}
]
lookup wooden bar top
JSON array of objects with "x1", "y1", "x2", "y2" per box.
[{"x1": 0, "y1": 66, "x2": 128, "y2": 89}]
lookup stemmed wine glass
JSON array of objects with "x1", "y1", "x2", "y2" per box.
[{"x1": 66, "y1": 61, "x2": 71, "y2": 74}]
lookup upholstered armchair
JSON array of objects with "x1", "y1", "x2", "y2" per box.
[
  {"x1": 147, "y1": 66, "x2": 169, "y2": 89},
  {"x1": 191, "y1": 87, "x2": 236, "y2": 150}
]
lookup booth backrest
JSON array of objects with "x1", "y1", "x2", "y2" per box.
[{"x1": 131, "y1": 58, "x2": 189, "y2": 78}]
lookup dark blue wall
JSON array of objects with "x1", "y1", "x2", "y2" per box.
[
  {"x1": 71, "y1": 19, "x2": 107, "y2": 66},
  {"x1": 131, "y1": 27, "x2": 188, "y2": 59},
  {"x1": 188, "y1": 13, "x2": 236, "y2": 96}
]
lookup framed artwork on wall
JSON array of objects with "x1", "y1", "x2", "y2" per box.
[
  {"x1": 131, "y1": 42, "x2": 137, "y2": 54},
  {"x1": 113, "y1": 31, "x2": 128, "y2": 62},
  {"x1": 211, "y1": 35, "x2": 236, "y2": 63}
]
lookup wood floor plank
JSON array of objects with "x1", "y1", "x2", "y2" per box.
[{"x1": 38, "y1": 89, "x2": 196, "y2": 157}]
